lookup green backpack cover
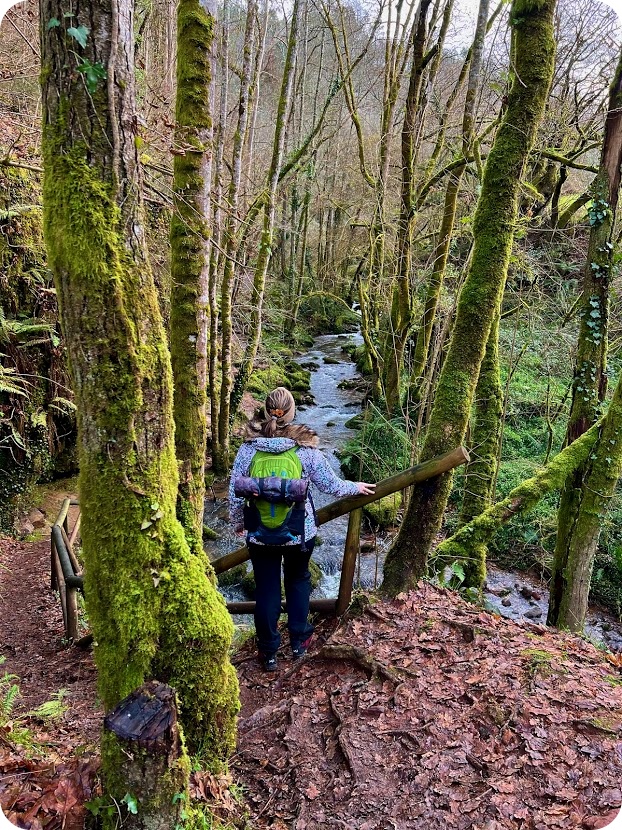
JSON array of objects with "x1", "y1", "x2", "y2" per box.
[{"x1": 249, "y1": 448, "x2": 303, "y2": 528}]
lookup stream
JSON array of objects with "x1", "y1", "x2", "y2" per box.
[{"x1": 204, "y1": 334, "x2": 622, "y2": 652}]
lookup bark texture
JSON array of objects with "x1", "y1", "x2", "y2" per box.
[
  {"x1": 381, "y1": 0, "x2": 556, "y2": 596},
  {"x1": 457, "y1": 309, "x2": 502, "y2": 588},
  {"x1": 170, "y1": 0, "x2": 215, "y2": 555},
  {"x1": 548, "y1": 50, "x2": 622, "y2": 631},
  {"x1": 39, "y1": 0, "x2": 238, "y2": 770}
]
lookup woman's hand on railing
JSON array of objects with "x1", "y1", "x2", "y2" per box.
[{"x1": 356, "y1": 482, "x2": 376, "y2": 496}]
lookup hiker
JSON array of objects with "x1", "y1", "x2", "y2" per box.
[{"x1": 229, "y1": 386, "x2": 376, "y2": 672}]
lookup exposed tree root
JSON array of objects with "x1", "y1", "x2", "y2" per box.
[{"x1": 318, "y1": 643, "x2": 402, "y2": 684}]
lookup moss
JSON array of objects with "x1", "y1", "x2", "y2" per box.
[
  {"x1": 100, "y1": 724, "x2": 190, "y2": 830},
  {"x1": 363, "y1": 493, "x2": 402, "y2": 528},
  {"x1": 217, "y1": 562, "x2": 248, "y2": 588},
  {"x1": 458, "y1": 312, "x2": 503, "y2": 588},
  {"x1": 42, "y1": 99, "x2": 237, "y2": 772},
  {"x1": 0, "y1": 167, "x2": 75, "y2": 530},
  {"x1": 550, "y1": 373, "x2": 622, "y2": 630},
  {"x1": 297, "y1": 293, "x2": 359, "y2": 336},
  {"x1": 239, "y1": 557, "x2": 323, "y2": 600},
  {"x1": 170, "y1": 0, "x2": 215, "y2": 552},
  {"x1": 382, "y1": 0, "x2": 556, "y2": 595},
  {"x1": 245, "y1": 356, "x2": 311, "y2": 403},
  {"x1": 433, "y1": 421, "x2": 600, "y2": 570}
]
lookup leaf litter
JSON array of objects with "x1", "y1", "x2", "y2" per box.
[
  {"x1": 233, "y1": 583, "x2": 622, "y2": 829},
  {"x1": 3, "y1": 529, "x2": 622, "y2": 829}
]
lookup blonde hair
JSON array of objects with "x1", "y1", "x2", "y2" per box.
[{"x1": 245, "y1": 387, "x2": 319, "y2": 447}]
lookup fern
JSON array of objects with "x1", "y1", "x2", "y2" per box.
[
  {"x1": 48, "y1": 396, "x2": 77, "y2": 415},
  {"x1": 24, "y1": 689, "x2": 67, "y2": 722},
  {"x1": 0, "y1": 205, "x2": 42, "y2": 221},
  {"x1": 0, "y1": 665, "x2": 20, "y2": 722}
]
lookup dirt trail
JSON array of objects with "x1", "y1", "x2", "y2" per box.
[{"x1": 0, "y1": 532, "x2": 100, "y2": 749}]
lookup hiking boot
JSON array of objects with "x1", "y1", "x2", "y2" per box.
[
  {"x1": 291, "y1": 636, "x2": 312, "y2": 659},
  {"x1": 261, "y1": 653, "x2": 278, "y2": 672}
]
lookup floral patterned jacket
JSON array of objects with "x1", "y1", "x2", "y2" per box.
[{"x1": 229, "y1": 437, "x2": 359, "y2": 545}]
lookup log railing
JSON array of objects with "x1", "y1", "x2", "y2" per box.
[
  {"x1": 217, "y1": 446, "x2": 469, "y2": 615},
  {"x1": 50, "y1": 497, "x2": 82, "y2": 641},
  {"x1": 50, "y1": 446, "x2": 469, "y2": 635}
]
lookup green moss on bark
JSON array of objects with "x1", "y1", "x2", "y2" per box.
[
  {"x1": 42, "y1": 97, "x2": 237, "y2": 767},
  {"x1": 170, "y1": 0, "x2": 215, "y2": 557},
  {"x1": 433, "y1": 422, "x2": 599, "y2": 569},
  {"x1": 381, "y1": 0, "x2": 556, "y2": 596},
  {"x1": 457, "y1": 311, "x2": 503, "y2": 588}
]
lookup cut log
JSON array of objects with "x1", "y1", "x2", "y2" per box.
[{"x1": 103, "y1": 681, "x2": 188, "y2": 830}]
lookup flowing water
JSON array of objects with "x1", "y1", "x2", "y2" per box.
[{"x1": 205, "y1": 334, "x2": 622, "y2": 651}]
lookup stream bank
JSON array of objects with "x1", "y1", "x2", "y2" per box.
[{"x1": 205, "y1": 333, "x2": 622, "y2": 651}]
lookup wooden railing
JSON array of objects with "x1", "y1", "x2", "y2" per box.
[
  {"x1": 50, "y1": 498, "x2": 82, "y2": 641},
  {"x1": 49, "y1": 446, "x2": 469, "y2": 638},
  {"x1": 215, "y1": 446, "x2": 469, "y2": 616}
]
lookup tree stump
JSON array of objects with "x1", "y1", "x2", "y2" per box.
[{"x1": 103, "y1": 681, "x2": 189, "y2": 830}]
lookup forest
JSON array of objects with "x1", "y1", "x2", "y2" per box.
[{"x1": 3, "y1": 0, "x2": 622, "y2": 825}]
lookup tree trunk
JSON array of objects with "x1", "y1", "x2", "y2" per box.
[
  {"x1": 229, "y1": 0, "x2": 302, "y2": 414},
  {"x1": 170, "y1": 0, "x2": 215, "y2": 556},
  {"x1": 103, "y1": 682, "x2": 188, "y2": 830},
  {"x1": 40, "y1": 0, "x2": 238, "y2": 772},
  {"x1": 383, "y1": 0, "x2": 433, "y2": 412},
  {"x1": 409, "y1": 0, "x2": 490, "y2": 409},
  {"x1": 434, "y1": 421, "x2": 600, "y2": 568},
  {"x1": 548, "y1": 50, "x2": 622, "y2": 631},
  {"x1": 208, "y1": 0, "x2": 229, "y2": 464},
  {"x1": 457, "y1": 308, "x2": 502, "y2": 588},
  {"x1": 381, "y1": 0, "x2": 556, "y2": 596},
  {"x1": 213, "y1": 0, "x2": 256, "y2": 474}
]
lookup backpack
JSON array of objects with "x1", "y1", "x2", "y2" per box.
[{"x1": 234, "y1": 448, "x2": 310, "y2": 547}]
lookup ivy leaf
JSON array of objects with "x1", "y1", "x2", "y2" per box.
[
  {"x1": 76, "y1": 59, "x2": 107, "y2": 93},
  {"x1": 46, "y1": 17, "x2": 60, "y2": 30},
  {"x1": 67, "y1": 24, "x2": 89, "y2": 48},
  {"x1": 122, "y1": 793, "x2": 139, "y2": 815}
]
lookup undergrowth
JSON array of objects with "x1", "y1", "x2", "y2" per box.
[{"x1": 0, "y1": 656, "x2": 67, "y2": 753}]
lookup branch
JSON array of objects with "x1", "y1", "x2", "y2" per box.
[
  {"x1": 538, "y1": 149, "x2": 598, "y2": 173},
  {"x1": 433, "y1": 422, "x2": 601, "y2": 565}
]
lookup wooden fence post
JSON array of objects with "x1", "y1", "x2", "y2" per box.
[{"x1": 336, "y1": 508, "x2": 362, "y2": 616}]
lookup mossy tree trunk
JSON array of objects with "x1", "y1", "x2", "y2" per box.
[
  {"x1": 213, "y1": 0, "x2": 256, "y2": 475},
  {"x1": 457, "y1": 308, "x2": 502, "y2": 588},
  {"x1": 208, "y1": 0, "x2": 229, "y2": 470},
  {"x1": 229, "y1": 0, "x2": 302, "y2": 415},
  {"x1": 170, "y1": 0, "x2": 215, "y2": 556},
  {"x1": 40, "y1": 0, "x2": 238, "y2": 789},
  {"x1": 408, "y1": 0, "x2": 489, "y2": 412},
  {"x1": 383, "y1": 0, "x2": 433, "y2": 413},
  {"x1": 548, "y1": 50, "x2": 622, "y2": 631},
  {"x1": 434, "y1": 420, "x2": 601, "y2": 568},
  {"x1": 381, "y1": 0, "x2": 556, "y2": 597}
]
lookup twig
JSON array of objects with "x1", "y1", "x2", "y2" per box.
[
  {"x1": 238, "y1": 700, "x2": 291, "y2": 734},
  {"x1": 363, "y1": 605, "x2": 395, "y2": 625}
]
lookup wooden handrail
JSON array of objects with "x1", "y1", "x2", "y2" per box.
[
  {"x1": 51, "y1": 499, "x2": 81, "y2": 641},
  {"x1": 213, "y1": 446, "x2": 469, "y2": 575}
]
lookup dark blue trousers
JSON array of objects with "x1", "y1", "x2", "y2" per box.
[{"x1": 248, "y1": 540, "x2": 315, "y2": 655}]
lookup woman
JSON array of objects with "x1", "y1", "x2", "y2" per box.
[{"x1": 229, "y1": 387, "x2": 375, "y2": 671}]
